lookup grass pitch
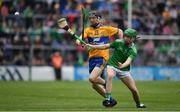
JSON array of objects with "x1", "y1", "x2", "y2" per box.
[{"x1": 0, "y1": 81, "x2": 180, "y2": 111}]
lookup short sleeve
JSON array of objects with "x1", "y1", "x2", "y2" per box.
[
  {"x1": 107, "y1": 26, "x2": 118, "y2": 36},
  {"x1": 110, "y1": 39, "x2": 121, "y2": 48},
  {"x1": 129, "y1": 49, "x2": 137, "y2": 60}
]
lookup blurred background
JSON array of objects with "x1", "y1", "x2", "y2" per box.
[{"x1": 0, "y1": 0, "x2": 179, "y2": 81}]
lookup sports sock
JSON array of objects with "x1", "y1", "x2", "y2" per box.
[{"x1": 105, "y1": 93, "x2": 112, "y2": 101}]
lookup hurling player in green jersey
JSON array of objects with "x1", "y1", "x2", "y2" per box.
[{"x1": 86, "y1": 28, "x2": 146, "y2": 108}]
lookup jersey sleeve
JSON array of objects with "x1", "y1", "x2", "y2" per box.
[
  {"x1": 110, "y1": 39, "x2": 121, "y2": 48},
  {"x1": 107, "y1": 26, "x2": 118, "y2": 36},
  {"x1": 129, "y1": 49, "x2": 137, "y2": 60}
]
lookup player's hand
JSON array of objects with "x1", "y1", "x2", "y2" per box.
[
  {"x1": 85, "y1": 44, "x2": 93, "y2": 50},
  {"x1": 75, "y1": 40, "x2": 81, "y2": 45},
  {"x1": 75, "y1": 40, "x2": 85, "y2": 48},
  {"x1": 118, "y1": 62, "x2": 123, "y2": 69},
  {"x1": 85, "y1": 44, "x2": 90, "y2": 47},
  {"x1": 86, "y1": 44, "x2": 94, "y2": 48}
]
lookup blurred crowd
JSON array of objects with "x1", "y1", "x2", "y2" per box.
[{"x1": 0, "y1": 0, "x2": 179, "y2": 66}]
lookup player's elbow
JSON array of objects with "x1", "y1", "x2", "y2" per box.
[{"x1": 118, "y1": 29, "x2": 123, "y2": 39}]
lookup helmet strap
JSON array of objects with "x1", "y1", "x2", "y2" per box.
[{"x1": 91, "y1": 23, "x2": 100, "y2": 28}]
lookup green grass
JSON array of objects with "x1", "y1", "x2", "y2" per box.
[{"x1": 0, "y1": 81, "x2": 180, "y2": 111}]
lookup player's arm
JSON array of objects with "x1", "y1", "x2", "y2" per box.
[
  {"x1": 118, "y1": 57, "x2": 132, "y2": 69},
  {"x1": 86, "y1": 43, "x2": 110, "y2": 50},
  {"x1": 117, "y1": 29, "x2": 123, "y2": 39},
  {"x1": 108, "y1": 26, "x2": 123, "y2": 39},
  {"x1": 88, "y1": 39, "x2": 119, "y2": 50},
  {"x1": 118, "y1": 49, "x2": 137, "y2": 69},
  {"x1": 75, "y1": 36, "x2": 83, "y2": 46}
]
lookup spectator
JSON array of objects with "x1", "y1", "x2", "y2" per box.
[
  {"x1": 1, "y1": 4, "x2": 9, "y2": 17},
  {"x1": 0, "y1": 0, "x2": 179, "y2": 66},
  {"x1": 32, "y1": 53, "x2": 46, "y2": 65},
  {"x1": 0, "y1": 49, "x2": 5, "y2": 65},
  {"x1": 51, "y1": 51, "x2": 63, "y2": 80},
  {"x1": 13, "y1": 51, "x2": 26, "y2": 65}
]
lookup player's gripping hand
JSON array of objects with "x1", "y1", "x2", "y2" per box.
[
  {"x1": 118, "y1": 62, "x2": 123, "y2": 69},
  {"x1": 75, "y1": 39, "x2": 84, "y2": 47},
  {"x1": 76, "y1": 39, "x2": 92, "y2": 51},
  {"x1": 84, "y1": 44, "x2": 93, "y2": 50}
]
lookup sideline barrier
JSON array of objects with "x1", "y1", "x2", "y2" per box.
[
  {"x1": 0, "y1": 66, "x2": 179, "y2": 81},
  {"x1": 0, "y1": 66, "x2": 55, "y2": 81},
  {"x1": 73, "y1": 66, "x2": 180, "y2": 81}
]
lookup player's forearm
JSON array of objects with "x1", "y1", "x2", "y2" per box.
[
  {"x1": 120, "y1": 57, "x2": 132, "y2": 68},
  {"x1": 88, "y1": 44, "x2": 110, "y2": 49},
  {"x1": 118, "y1": 29, "x2": 123, "y2": 39}
]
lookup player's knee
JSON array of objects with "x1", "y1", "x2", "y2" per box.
[
  {"x1": 89, "y1": 77, "x2": 96, "y2": 83},
  {"x1": 107, "y1": 74, "x2": 114, "y2": 80}
]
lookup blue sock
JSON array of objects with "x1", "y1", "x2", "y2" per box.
[{"x1": 105, "y1": 93, "x2": 112, "y2": 101}]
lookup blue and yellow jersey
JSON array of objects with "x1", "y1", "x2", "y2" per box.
[{"x1": 83, "y1": 25, "x2": 119, "y2": 61}]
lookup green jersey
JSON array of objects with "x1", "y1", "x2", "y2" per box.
[{"x1": 108, "y1": 39, "x2": 137, "y2": 71}]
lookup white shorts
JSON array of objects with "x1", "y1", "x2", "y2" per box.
[{"x1": 107, "y1": 65, "x2": 131, "y2": 79}]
